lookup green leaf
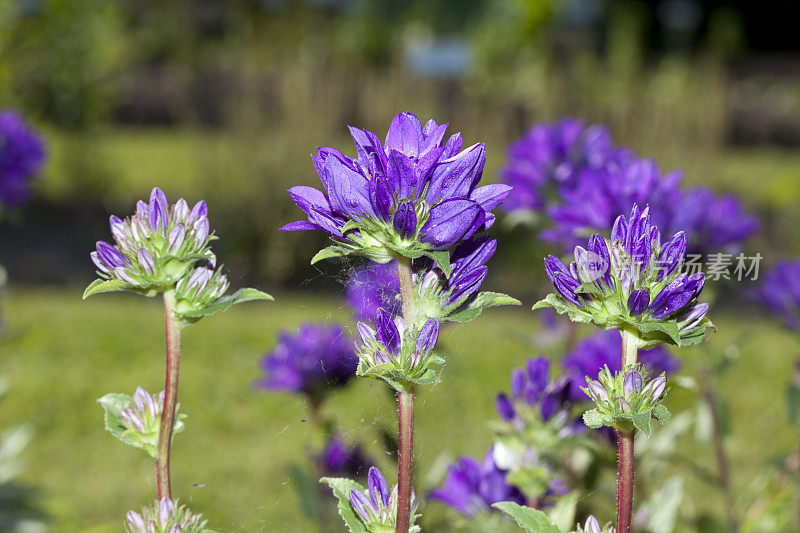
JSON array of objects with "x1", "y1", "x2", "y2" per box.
[
  {"x1": 472, "y1": 291, "x2": 521, "y2": 309},
  {"x1": 548, "y1": 492, "x2": 579, "y2": 532},
  {"x1": 582, "y1": 409, "x2": 606, "y2": 429},
  {"x1": 175, "y1": 287, "x2": 273, "y2": 319},
  {"x1": 632, "y1": 410, "x2": 652, "y2": 437},
  {"x1": 97, "y1": 393, "x2": 185, "y2": 458},
  {"x1": 445, "y1": 307, "x2": 483, "y2": 322},
  {"x1": 289, "y1": 463, "x2": 319, "y2": 518},
  {"x1": 425, "y1": 250, "x2": 451, "y2": 277},
  {"x1": 492, "y1": 502, "x2": 561, "y2": 533},
  {"x1": 575, "y1": 281, "x2": 605, "y2": 296},
  {"x1": 83, "y1": 278, "x2": 131, "y2": 299},
  {"x1": 311, "y1": 245, "x2": 351, "y2": 264},
  {"x1": 320, "y1": 477, "x2": 369, "y2": 533},
  {"x1": 652, "y1": 404, "x2": 671, "y2": 425}
]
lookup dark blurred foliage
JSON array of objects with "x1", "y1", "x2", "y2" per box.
[{"x1": 0, "y1": 0, "x2": 797, "y2": 293}]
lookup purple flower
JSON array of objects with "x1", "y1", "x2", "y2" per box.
[
  {"x1": 428, "y1": 447, "x2": 525, "y2": 517},
  {"x1": 317, "y1": 434, "x2": 373, "y2": 479},
  {"x1": 498, "y1": 356, "x2": 576, "y2": 427},
  {"x1": 348, "y1": 466, "x2": 416, "y2": 527},
  {"x1": 0, "y1": 110, "x2": 46, "y2": 209},
  {"x1": 502, "y1": 119, "x2": 758, "y2": 255},
  {"x1": 345, "y1": 261, "x2": 401, "y2": 322},
  {"x1": 751, "y1": 257, "x2": 800, "y2": 330},
  {"x1": 282, "y1": 112, "x2": 511, "y2": 255},
  {"x1": 255, "y1": 323, "x2": 358, "y2": 397},
  {"x1": 562, "y1": 330, "x2": 680, "y2": 401}
]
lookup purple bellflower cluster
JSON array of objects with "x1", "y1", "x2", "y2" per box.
[
  {"x1": 255, "y1": 323, "x2": 358, "y2": 399},
  {"x1": 751, "y1": 256, "x2": 800, "y2": 330},
  {"x1": 85, "y1": 187, "x2": 272, "y2": 319},
  {"x1": 561, "y1": 331, "x2": 679, "y2": 401},
  {"x1": 535, "y1": 204, "x2": 713, "y2": 350},
  {"x1": 429, "y1": 446, "x2": 525, "y2": 517},
  {"x1": 501, "y1": 118, "x2": 758, "y2": 255},
  {"x1": 282, "y1": 111, "x2": 512, "y2": 274},
  {"x1": 344, "y1": 467, "x2": 419, "y2": 531},
  {"x1": 317, "y1": 434, "x2": 373, "y2": 479},
  {"x1": 125, "y1": 498, "x2": 210, "y2": 533},
  {"x1": 0, "y1": 110, "x2": 45, "y2": 210}
]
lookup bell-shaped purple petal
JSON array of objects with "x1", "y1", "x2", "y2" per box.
[
  {"x1": 623, "y1": 371, "x2": 642, "y2": 397},
  {"x1": 96, "y1": 241, "x2": 127, "y2": 268},
  {"x1": 585, "y1": 379, "x2": 607, "y2": 402},
  {"x1": 369, "y1": 177, "x2": 393, "y2": 222},
  {"x1": 137, "y1": 248, "x2": 156, "y2": 275},
  {"x1": 450, "y1": 237, "x2": 496, "y2": 281},
  {"x1": 368, "y1": 466, "x2": 390, "y2": 508},
  {"x1": 385, "y1": 112, "x2": 423, "y2": 157},
  {"x1": 627, "y1": 289, "x2": 650, "y2": 316},
  {"x1": 420, "y1": 198, "x2": 482, "y2": 250},
  {"x1": 658, "y1": 231, "x2": 687, "y2": 280},
  {"x1": 349, "y1": 489, "x2": 377, "y2": 522},
  {"x1": 677, "y1": 302, "x2": 709, "y2": 330},
  {"x1": 416, "y1": 318, "x2": 439, "y2": 357},
  {"x1": 510, "y1": 368, "x2": 525, "y2": 398},
  {"x1": 426, "y1": 143, "x2": 486, "y2": 202},
  {"x1": 469, "y1": 184, "x2": 513, "y2": 212},
  {"x1": 649, "y1": 375, "x2": 667, "y2": 400},
  {"x1": 584, "y1": 516, "x2": 601, "y2": 533},
  {"x1": 393, "y1": 202, "x2": 417, "y2": 239},
  {"x1": 387, "y1": 149, "x2": 418, "y2": 200},
  {"x1": 148, "y1": 187, "x2": 168, "y2": 233},
  {"x1": 187, "y1": 200, "x2": 208, "y2": 226},
  {"x1": 496, "y1": 393, "x2": 516, "y2": 421},
  {"x1": 375, "y1": 309, "x2": 401, "y2": 355},
  {"x1": 544, "y1": 255, "x2": 583, "y2": 307},
  {"x1": 447, "y1": 266, "x2": 487, "y2": 305}
]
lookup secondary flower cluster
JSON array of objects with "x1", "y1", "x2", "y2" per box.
[
  {"x1": 501, "y1": 118, "x2": 758, "y2": 254},
  {"x1": 0, "y1": 110, "x2": 45, "y2": 209},
  {"x1": 85, "y1": 187, "x2": 271, "y2": 319},
  {"x1": 255, "y1": 323, "x2": 358, "y2": 399},
  {"x1": 355, "y1": 311, "x2": 441, "y2": 392},
  {"x1": 536, "y1": 204, "x2": 713, "y2": 349},
  {"x1": 561, "y1": 330, "x2": 679, "y2": 401},
  {"x1": 125, "y1": 498, "x2": 210, "y2": 533},
  {"x1": 582, "y1": 365, "x2": 670, "y2": 437},
  {"x1": 429, "y1": 446, "x2": 525, "y2": 517},
  {"x1": 751, "y1": 256, "x2": 800, "y2": 330},
  {"x1": 98, "y1": 386, "x2": 185, "y2": 459},
  {"x1": 349, "y1": 467, "x2": 418, "y2": 531},
  {"x1": 282, "y1": 112, "x2": 511, "y2": 268}
]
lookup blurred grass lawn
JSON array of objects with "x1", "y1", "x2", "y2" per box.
[{"x1": 1, "y1": 287, "x2": 798, "y2": 531}]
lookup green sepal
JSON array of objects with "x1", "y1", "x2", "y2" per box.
[
  {"x1": 311, "y1": 245, "x2": 353, "y2": 265},
  {"x1": 358, "y1": 362, "x2": 441, "y2": 393},
  {"x1": 424, "y1": 250, "x2": 451, "y2": 277},
  {"x1": 83, "y1": 278, "x2": 132, "y2": 299},
  {"x1": 582, "y1": 409, "x2": 607, "y2": 429},
  {"x1": 174, "y1": 288, "x2": 273, "y2": 320},
  {"x1": 319, "y1": 477, "x2": 369, "y2": 533},
  {"x1": 492, "y1": 502, "x2": 561, "y2": 533},
  {"x1": 97, "y1": 393, "x2": 185, "y2": 458},
  {"x1": 632, "y1": 410, "x2": 652, "y2": 437}
]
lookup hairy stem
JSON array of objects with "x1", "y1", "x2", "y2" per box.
[
  {"x1": 617, "y1": 329, "x2": 639, "y2": 533},
  {"x1": 395, "y1": 258, "x2": 415, "y2": 533},
  {"x1": 157, "y1": 291, "x2": 181, "y2": 500}
]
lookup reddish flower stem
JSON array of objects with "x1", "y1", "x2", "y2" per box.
[
  {"x1": 616, "y1": 329, "x2": 638, "y2": 533},
  {"x1": 395, "y1": 258, "x2": 415, "y2": 533},
  {"x1": 156, "y1": 291, "x2": 181, "y2": 500}
]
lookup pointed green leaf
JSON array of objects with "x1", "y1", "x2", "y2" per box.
[
  {"x1": 311, "y1": 245, "x2": 351, "y2": 264},
  {"x1": 492, "y1": 502, "x2": 561, "y2": 533},
  {"x1": 289, "y1": 463, "x2": 319, "y2": 518},
  {"x1": 548, "y1": 492, "x2": 579, "y2": 532},
  {"x1": 632, "y1": 411, "x2": 652, "y2": 437},
  {"x1": 320, "y1": 477, "x2": 369, "y2": 533},
  {"x1": 425, "y1": 250, "x2": 451, "y2": 277},
  {"x1": 174, "y1": 287, "x2": 272, "y2": 319},
  {"x1": 471, "y1": 291, "x2": 521, "y2": 309},
  {"x1": 445, "y1": 307, "x2": 483, "y2": 323},
  {"x1": 532, "y1": 294, "x2": 595, "y2": 325},
  {"x1": 582, "y1": 409, "x2": 606, "y2": 429},
  {"x1": 83, "y1": 278, "x2": 131, "y2": 299}
]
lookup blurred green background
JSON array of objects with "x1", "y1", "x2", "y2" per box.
[{"x1": 0, "y1": 0, "x2": 799, "y2": 531}]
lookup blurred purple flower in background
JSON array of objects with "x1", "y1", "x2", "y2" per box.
[
  {"x1": 561, "y1": 330, "x2": 680, "y2": 401},
  {"x1": 0, "y1": 110, "x2": 46, "y2": 209},
  {"x1": 495, "y1": 357, "x2": 572, "y2": 424},
  {"x1": 428, "y1": 446, "x2": 525, "y2": 517},
  {"x1": 501, "y1": 119, "x2": 758, "y2": 255},
  {"x1": 317, "y1": 433, "x2": 373, "y2": 479},
  {"x1": 255, "y1": 323, "x2": 358, "y2": 397},
  {"x1": 346, "y1": 261, "x2": 401, "y2": 322},
  {"x1": 751, "y1": 257, "x2": 800, "y2": 330}
]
